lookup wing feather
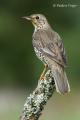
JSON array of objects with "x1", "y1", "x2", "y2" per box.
[{"x1": 33, "y1": 30, "x2": 67, "y2": 67}]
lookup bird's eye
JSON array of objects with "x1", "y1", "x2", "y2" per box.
[{"x1": 36, "y1": 16, "x2": 39, "y2": 20}]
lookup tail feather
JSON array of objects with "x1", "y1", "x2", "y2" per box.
[{"x1": 51, "y1": 65, "x2": 70, "y2": 94}]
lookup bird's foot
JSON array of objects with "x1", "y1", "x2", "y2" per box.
[
  {"x1": 40, "y1": 75, "x2": 45, "y2": 80},
  {"x1": 40, "y1": 64, "x2": 48, "y2": 80}
]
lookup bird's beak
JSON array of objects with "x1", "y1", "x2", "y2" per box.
[
  {"x1": 22, "y1": 16, "x2": 32, "y2": 21},
  {"x1": 22, "y1": 16, "x2": 36, "y2": 26}
]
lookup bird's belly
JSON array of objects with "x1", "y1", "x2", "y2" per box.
[{"x1": 34, "y1": 47, "x2": 48, "y2": 64}]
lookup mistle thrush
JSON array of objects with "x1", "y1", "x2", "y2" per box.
[{"x1": 23, "y1": 14, "x2": 70, "y2": 94}]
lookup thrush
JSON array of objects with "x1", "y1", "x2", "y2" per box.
[{"x1": 23, "y1": 14, "x2": 70, "y2": 94}]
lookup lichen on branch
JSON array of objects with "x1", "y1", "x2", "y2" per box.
[{"x1": 20, "y1": 70, "x2": 55, "y2": 120}]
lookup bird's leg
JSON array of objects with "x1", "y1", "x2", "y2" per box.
[{"x1": 40, "y1": 64, "x2": 48, "y2": 80}]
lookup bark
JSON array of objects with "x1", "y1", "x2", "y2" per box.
[{"x1": 20, "y1": 70, "x2": 55, "y2": 120}]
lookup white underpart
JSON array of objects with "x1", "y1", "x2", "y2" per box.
[{"x1": 34, "y1": 20, "x2": 50, "y2": 32}]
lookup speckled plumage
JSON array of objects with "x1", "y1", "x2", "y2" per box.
[
  {"x1": 25, "y1": 14, "x2": 70, "y2": 94},
  {"x1": 32, "y1": 29, "x2": 67, "y2": 67}
]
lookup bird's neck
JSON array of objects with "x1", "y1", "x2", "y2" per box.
[{"x1": 34, "y1": 22, "x2": 51, "y2": 32}]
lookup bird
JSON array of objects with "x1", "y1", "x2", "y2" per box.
[{"x1": 22, "y1": 14, "x2": 70, "y2": 94}]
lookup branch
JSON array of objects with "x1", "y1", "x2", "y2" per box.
[{"x1": 20, "y1": 70, "x2": 55, "y2": 120}]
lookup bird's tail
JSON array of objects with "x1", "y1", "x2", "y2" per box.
[{"x1": 51, "y1": 64, "x2": 70, "y2": 94}]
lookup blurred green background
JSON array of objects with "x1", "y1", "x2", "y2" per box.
[{"x1": 0, "y1": 0, "x2": 80, "y2": 120}]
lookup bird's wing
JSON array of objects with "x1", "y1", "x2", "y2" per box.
[{"x1": 33, "y1": 30, "x2": 67, "y2": 67}]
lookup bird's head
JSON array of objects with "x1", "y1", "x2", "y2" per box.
[{"x1": 22, "y1": 14, "x2": 50, "y2": 30}]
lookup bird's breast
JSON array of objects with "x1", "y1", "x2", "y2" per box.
[{"x1": 34, "y1": 47, "x2": 48, "y2": 64}]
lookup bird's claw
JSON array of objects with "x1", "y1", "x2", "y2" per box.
[{"x1": 40, "y1": 75, "x2": 45, "y2": 80}]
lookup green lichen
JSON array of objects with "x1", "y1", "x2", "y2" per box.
[{"x1": 20, "y1": 70, "x2": 55, "y2": 120}]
